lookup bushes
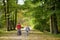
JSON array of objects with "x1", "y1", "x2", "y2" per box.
[
  {"x1": 33, "y1": 18, "x2": 50, "y2": 32},
  {"x1": 0, "y1": 14, "x2": 5, "y2": 29},
  {"x1": 45, "y1": 25, "x2": 50, "y2": 32},
  {"x1": 34, "y1": 23, "x2": 50, "y2": 32},
  {"x1": 0, "y1": 23, "x2": 2, "y2": 28},
  {"x1": 0, "y1": 21, "x2": 5, "y2": 28},
  {"x1": 34, "y1": 23, "x2": 45, "y2": 32}
]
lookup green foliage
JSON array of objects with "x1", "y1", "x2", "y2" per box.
[
  {"x1": 31, "y1": 0, "x2": 40, "y2": 4},
  {"x1": 0, "y1": 0, "x2": 60, "y2": 32},
  {"x1": 0, "y1": 14, "x2": 5, "y2": 28},
  {"x1": 0, "y1": 0, "x2": 17, "y2": 30}
]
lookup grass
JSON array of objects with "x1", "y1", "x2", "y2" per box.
[
  {"x1": 52, "y1": 34, "x2": 60, "y2": 38},
  {"x1": 0, "y1": 28, "x2": 17, "y2": 36},
  {"x1": 42, "y1": 31, "x2": 60, "y2": 38}
]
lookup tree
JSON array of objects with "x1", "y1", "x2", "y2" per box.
[
  {"x1": 23, "y1": 0, "x2": 59, "y2": 34},
  {"x1": 2, "y1": 0, "x2": 17, "y2": 31},
  {"x1": 50, "y1": 0, "x2": 59, "y2": 34}
]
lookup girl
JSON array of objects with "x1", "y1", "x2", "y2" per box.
[{"x1": 25, "y1": 25, "x2": 30, "y2": 36}]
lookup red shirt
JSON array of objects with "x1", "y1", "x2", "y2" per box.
[{"x1": 16, "y1": 24, "x2": 21, "y2": 30}]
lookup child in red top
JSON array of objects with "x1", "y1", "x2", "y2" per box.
[
  {"x1": 16, "y1": 23, "x2": 21, "y2": 35},
  {"x1": 17, "y1": 24, "x2": 21, "y2": 30}
]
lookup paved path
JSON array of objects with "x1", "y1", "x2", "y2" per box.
[{"x1": 0, "y1": 30, "x2": 60, "y2": 40}]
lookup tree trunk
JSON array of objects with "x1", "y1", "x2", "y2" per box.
[
  {"x1": 50, "y1": 13, "x2": 58, "y2": 34},
  {"x1": 6, "y1": 0, "x2": 10, "y2": 31},
  {"x1": 53, "y1": 13, "x2": 58, "y2": 34},
  {"x1": 3, "y1": 0, "x2": 10, "y2": 31},
  {"x1": 50, "y1": 0, "x2": 58, "y2": 34},
  {"x1": 3, "y1": 0, "x2": 6, "y2": 19},
  {"x1": 13, "y1": 0, "x2": 18, "y2": 30},
  {"x1": 50, "y1": 15, "x2": 54, "y2": 34},
  {"x1": 14, "y1": 9, "x2": 17, "y2": 30}
]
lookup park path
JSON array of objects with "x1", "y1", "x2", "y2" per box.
[{"x1": 0, "y1": 30, "x2": 60, "y2": 40}]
